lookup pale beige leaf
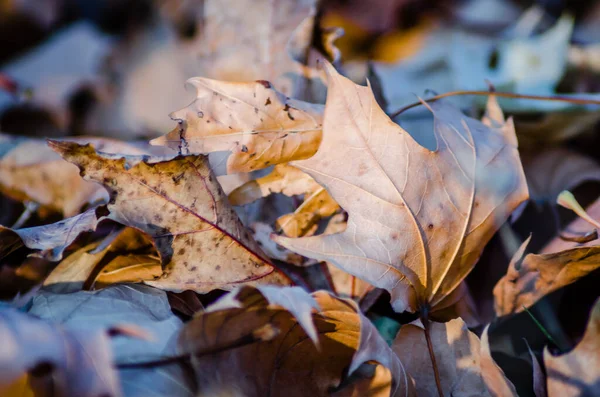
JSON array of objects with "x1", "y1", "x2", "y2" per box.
[
  {"x1": 544, "y1": 297, "x2": 600, "y2": 397},
  {"x1": 494, "y1": 243, "x2": 600, "y2": 316},
  {"x1": 179, "y1": 286, "x2": 413, "y2": 397},
  {"x1": 274, "y1": 63, "x2": 528, "y2": 313},
  {"x1": 151, "y1": 79, "x2": 324, "y2": 174},
  {"x1": 50, "y1": 141, "x2": 289, "y2": 293},
  {"x1": 392, "y1": 318, "x2": 516, "y2": 397},
  {"x1": 0, "y1": 207, "x2": 101, "y2": 261}
]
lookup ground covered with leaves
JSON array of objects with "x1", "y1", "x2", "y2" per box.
[{"x1": 1, "y1": 1, "x2": 600, "y2": 396}]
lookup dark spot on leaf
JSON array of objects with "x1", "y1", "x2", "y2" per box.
[
  {"x1": 215, "y1": 265, "x2": 221, "y2": 270},
  {"x1": 428, "y1": 224, "x2": 434, "y2": 229},
  {"x1": 265, "y1": 97, "x2": 272, "y2": 106},
  {"x1": 256, "y1": 80, "x2": 271, "y2": 89},
  {"x1": 190, "y1": 266, "x2": 197, "y2": 271},
  {"x1": 241, "y1": 145, "x2": 248, "y2": 153},
  {"x1": 197, "y1": 111, "x2": 204, "y2": 118},
  {"x1": 178, "y1": 248, "x2": 186, "y2": 255}
]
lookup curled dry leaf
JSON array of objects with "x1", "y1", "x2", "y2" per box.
[
  {"x1": 544, "y1": 297, "x2": 600, "y2": 397},
  {"x1": 542, "y1": 196, "x2": 600, "y2": 253},
  {"x1": 230, "y1": 164, "x2": 340, "y2": 237},
  {"x1": 274, "y1": 63, "x2": 528, "y2": 314},
  {"x1": 494, "y1": 236, "x2": 600, "y2": 316},
  {"x1": 151, "y1": 79, "x2": 324, "y2": 174},
  {"x1": 50, "y1": 141, "x2": 289, "y2": 292},
  {"x1": 44, "y1": 227, "x2": 161, "y2": 293},
  {"x1": 0, "y1": 306, "x2": 140, "y2": 397},
  {"x1": 0, "y1": 207, "x2": 101, "y2": 261},
  {"x1": 392, "y1": 319, "x2": 516, "y2": 397},
  {"x1": 178, "y1": 285, "x2": 414, "y2": 397}
]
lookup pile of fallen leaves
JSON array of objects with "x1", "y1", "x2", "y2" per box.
[{"x1": 1, "y1": 1, "x2": 600, "y2": 396}]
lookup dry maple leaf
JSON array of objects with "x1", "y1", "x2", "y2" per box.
[
  {"x1": 151, "y1": 78, "x2": 324, "y2": 174},
  {"x1": 494, "y1": 236, "x2": 600, "y2": 316},
  {"x1": 50, "y1": 141, "x2": 290, "y2": 292},
  {"x1": 544, "y1": 297, "x2": 600, "y2": 397},
  {"x1": 230, "y1": 164, "x2": 340, "y2": 237},
  {"x1": 178, "y1": 285, "x2": 414, "y2": 396},
  {"x1": 274, "y1": 63, "x2": 529, "y2": 314},
  {"x1": 392, "y1": 318, "x2": 516, "y2": 397}
]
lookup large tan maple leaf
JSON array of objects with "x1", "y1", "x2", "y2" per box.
[{"x1": 274, "y1": 63, "x2": 529, "y2": 313}]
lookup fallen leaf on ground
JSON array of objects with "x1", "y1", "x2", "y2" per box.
[
  {"x1": 0, "y1": 306, "x2": 140, "y2": 397},
  {"x1": 274, "y1": 63, "x2": 528, "y2": 314},
  {"x1": 392, "y1": 318, "x2": 516, "y2": 397},
  {"x1": 29, "y1": 284, "x2": 193, "y2": 397},
  {"x1": 494, "y1": 237, "x2": 600, "y2": 316},
  {"x1": 230, "y1": 164, "x2": 339, "y2": 237},
  {"x1": 178, "y1": 285, "x2": 414, "y2": 396},
  {"x1": 151, "y1": 79, "x2": 324, "y2": 174},
  {"x1": 51, "y1": 141, "x2": 289, "y2": 292},
  {"x1": 44, "y1": 227, "x2": 161, "y2": 293},
  {"x1": 544, "y1": 297, "x2": 600, "y2": 397},
  {"x1": 0, "y1": 206, "x2": 101, "y2": 261}
]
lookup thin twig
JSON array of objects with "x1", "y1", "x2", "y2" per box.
[
  {"x1": 422, "y1": 311, "x2": 444, "y2": 397},
  {"x1": 389, "y1": 90, "x2": 600, "y2": 119},
  {"x1": 116, "y1": 324, "x2": 278, "y2": 370}
]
